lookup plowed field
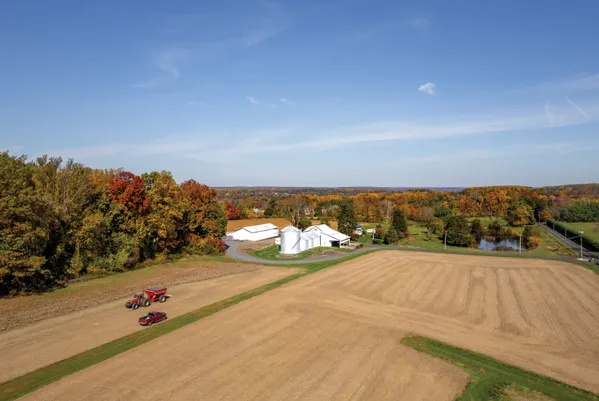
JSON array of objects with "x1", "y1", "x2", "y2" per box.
[
  {"x1": 20, "y1": 251, "x2": 599, "y2": 400},
  {"x1": 0, "y1": 267, "x2": 299, "y2": 383}
]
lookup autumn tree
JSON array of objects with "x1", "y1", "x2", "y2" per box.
[
  {"x1": 181, "y1": 179, "x2": 227, "y2": 239},
  {"x1": 225, "y1": 202, "x2": 242, "y2": 220},
  {"x1": 280, "y1": 196, "x2": 309, "y2": 228},
  {"x1": 337, "y1": 199, "x2": 357, "y2": 236},
  {"x1": 506, "y1": 202, "x2": 534, "y2": 227}
]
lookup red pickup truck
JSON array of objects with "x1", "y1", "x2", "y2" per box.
[{"x1": 138, "y1": 311, "x2": 167, "y2": 326}]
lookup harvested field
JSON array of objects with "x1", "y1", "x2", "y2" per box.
[
  {"x1": 0, "y1": 258, "x2": 255, "y2": 332},
  {"x1": 227, "y1": 218, "x2": 338, "y2": 231},
  {"x1": 19, "y1": 251, "x2": 599, "y2": 400},
  {"x1": 0, "y1": 266, "x2": 299, "y2": 383}
]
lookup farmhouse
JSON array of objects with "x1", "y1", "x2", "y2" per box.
[
  {"x1": 278, "y1": 224, "x2": 350, "y2": 255},
  {"x1": 227, "y1": 223, "x2": 279, "y2": 241}
]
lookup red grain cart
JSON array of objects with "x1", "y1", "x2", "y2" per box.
[{"x1": 125, "y1": 287, "x2": 168, "y2": 310}]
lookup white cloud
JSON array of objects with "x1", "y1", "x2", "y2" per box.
[
  {"x1": 404, "y1": 17, "x2": 430, "y2": 31},
  {"x1": 246, "y1": 96, "x2": 260, "y2": 105},
  {"x1": 418, "y1": 82, "x2": 436, "y2": 95},
  {"x1": 280, "y1": 98, "x2": 296, "y2": 105},
  {"x1": 43, "y1": 93, "x2": 599, "y2": 165},
  {"x1": 566, "y1": 96, "x2": 590, "y2": 119}
]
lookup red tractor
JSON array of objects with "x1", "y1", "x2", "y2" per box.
[{"x1": 125, "y1": 287, "x2": 168, "y2": 310}]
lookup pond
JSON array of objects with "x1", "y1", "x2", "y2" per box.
[{"x1": 478, "y1": 238, "x2": 525, "y2": 251}]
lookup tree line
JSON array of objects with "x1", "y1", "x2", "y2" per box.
[{"x1": 0, "y1": 152, "x2": 227, "y2": 295}]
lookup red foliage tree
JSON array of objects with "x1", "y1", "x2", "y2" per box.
[
  {"x1": 108, "y1": 171, "x2": 150, "y2": 214},
  {"x1": 225, "y1": 202, "x2": 242, "y2": 220}
]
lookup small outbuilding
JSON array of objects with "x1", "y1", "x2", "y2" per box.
[{"x1": 227, "y1": 223, "x2": 279, "y2": 242}]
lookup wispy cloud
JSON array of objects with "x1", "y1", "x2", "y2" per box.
[
  {"x1": 246, "y1": 96, "x2": 260, "y2": 105},
  {"x1": 418, "y1": 82, "x2": 436, "y2": 95},
  {"x1": 241, "y1": 30, "x2": 283, "y2": 47},
  {"x1": 280, "y1": 98, "x2": 296, "y2": 105},
  {"x1": 246, "y1": 96, "x2": 277, "y2": 108},
  {"x1": 404, "y1": 141, "x2": 599, "y2": 164},
  {"x1": 566, "y1": 96, "x2": 590, "y2": 119},
  {"x1": 538, "y1": 73, "x2": 599, "y2": 92},
  {"x1": 404, "y1": 17, "x2": 430, "y2": 31},
  {"x1": 131, "y1": 48, "x2": 190, "y2": 88},
  {"x1": 544, "y1": 101, "x2": 555, "y2": 126}
]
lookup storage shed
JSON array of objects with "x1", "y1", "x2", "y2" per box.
[{"x1": 227, "y1": 223, "x2": 279, "y2": 242}]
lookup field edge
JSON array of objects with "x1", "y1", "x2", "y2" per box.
[{"x1": 401, "y1": 335, "x2": 599, "y2": 401}]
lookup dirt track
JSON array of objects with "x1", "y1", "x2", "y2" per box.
[
  {"x1": 0, "y1": 267, "x2": 299, "y2": 383},
  {"x1": 0, "y1": 260, "x2": 260, "y2": 332},
  {"x1": 20, "y1": 251, "x2": 599, "y2": 400}
]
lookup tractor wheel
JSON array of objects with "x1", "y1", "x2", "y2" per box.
[
  {"x1": 143, "y1": 298, "x2": 150, "y2": 307},
  {"x1": 159, "y1": 295, "x2": 166, "y2": 303},
  {"x1": 132, "y1": 303, "x2": 140, "y2": 310}
]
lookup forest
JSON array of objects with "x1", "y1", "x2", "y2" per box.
[
  {"x1": 0, "y1": 152, "x2": 226, "y2": 295},
  {"x1": 2, "y1": 150, "x2": 598, "y2": 294}
]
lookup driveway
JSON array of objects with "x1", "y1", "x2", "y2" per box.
[{"x1": 224, "y1": 239, "x2": 374, "y2": 265}]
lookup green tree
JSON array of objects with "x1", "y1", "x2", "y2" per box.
[
  {"x1": 445, "y1": 215, "x2": 473, "y2": 247},
  {"x1": 0, "y1": 153, "x2": 55, "y2": 294},
  {"x1": 470, "y1": 219, "x2": 486, "y2": 242},
  {"x1": 384, "y1": 227, "x2": 399, "y2": 244},
  {"x1": 337, "y1": 199, "x2": 357, "y2": 236},
  {"x1": 264, "y1": 199, "x2": 278, "y2": 217},
  {"x1": 392, "y1": 208, "x2": 407, "y2": 237}
]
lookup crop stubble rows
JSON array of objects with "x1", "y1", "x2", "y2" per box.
[{"x1": 17, "y1": 251, "x2": 599, "y2": 400}]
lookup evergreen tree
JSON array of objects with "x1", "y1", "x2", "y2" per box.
[
  {"x1": 337, "y1": 199, "x2": 357, "y2": 236},
  {"x1": 445, "y1": 215, "x2": 473, "y2": 247},
  {"x1": 392, "y1": 208, "x2": 407, "y2": 236},
  {"x1": 384, "y1": 227, "x2": 399, "y2": 244}
]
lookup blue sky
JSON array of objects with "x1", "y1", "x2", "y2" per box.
[{"x1": 1, "y1": 0, "x2": 599, "y2": 187}]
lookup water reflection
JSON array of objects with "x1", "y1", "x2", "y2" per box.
[{"x1": 478, "y1": 238, "x2": 524, "y2": 251}]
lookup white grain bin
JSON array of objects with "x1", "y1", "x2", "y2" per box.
[
  {"x1": 280, "y1": 226, "x2": 301, "y2": 255},
  {"x1": 300, "y1": 233, "x2": 310, "y2": 252},
  {"x1": 308, "y1": 231, "x2": 318, "y2": 249}
]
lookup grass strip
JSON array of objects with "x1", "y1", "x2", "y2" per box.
[
  {"x1": 0, "y1": 272, "x2": 302, "y2": 401},
  {"x1": 251, "y1": 244, "x2": 353, "y2": 261},
  {"x1": 402, "y1": 335, "x2": 599, "y2": 401},
  {"x1": 0, "y1": 251, "x2": 373, "y2": 400}
]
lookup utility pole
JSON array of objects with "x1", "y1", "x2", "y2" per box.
[
  {"x1": 579, "y1": 230, "x2": 584, "y2": 259},
  {"x1": 518, "y1": 233, "x2": 522, "y2": 255}
]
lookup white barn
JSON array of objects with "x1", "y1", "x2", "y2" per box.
[
  {"x1": 227, "y1": 223, "x2": 279, "y2": 242},
  {"x1": 304, "y1": 224, "x2": 351, "y2": 248},
  {"x1": 278, "y1": 224, "x2": 350, "y2": 255}
]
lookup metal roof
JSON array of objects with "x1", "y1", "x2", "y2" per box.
[
  {"x1": 237, "y1": 223, "x2": 278, "y2": 233},
  {"x1": 304, "y1": 224, "x2": 350, "y2": 242},
  {"x1": 281, "y1": 225, "x2": 301, "y2": 233}
]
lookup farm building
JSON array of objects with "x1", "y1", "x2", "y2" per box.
[
  {"x1": 278, "y1": 224, "x2": 350, "y2": 255},
  {"x1": 304, "y1": 224, "x2": 351, "y2": 248},
  {"x1": 227, "y1": 223, "x2": 279, "y2": 241}
]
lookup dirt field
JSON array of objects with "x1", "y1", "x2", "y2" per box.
[
  {"x1": 0, "y1": 266, "x2": 299, "y2": 383},
  {"x1": 0, "y1": 258, "x2": 257, "y2": 332},
  {"x1": 227, "y1": 218, "x2": 338, "y2": 231},
  {"x1": 19, "y1": 251, "x2": 599, "y2": 400}
]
